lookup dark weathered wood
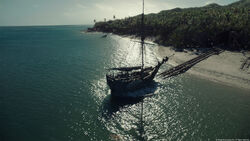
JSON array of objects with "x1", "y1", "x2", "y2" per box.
[
  {"x1": 158, "y1": 48, "x2": 224, "y2": 79},
  {"x1": 241, "y1": 57, "x2": 250, "y2": 70}
]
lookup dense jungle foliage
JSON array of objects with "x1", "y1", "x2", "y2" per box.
[{"x1": 93, "y1": 0, "x2": 250, "y2": 50}]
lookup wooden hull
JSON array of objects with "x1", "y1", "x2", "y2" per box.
[
  {"x1": 106, "y1": 57, "x2": 168, "y2": 98},
  {"x1": 107, "y1": 69, "x2": 155, "y2": 95},
  {"x1": 106, "y1": 66, "x2": 161, "y2": 98}
]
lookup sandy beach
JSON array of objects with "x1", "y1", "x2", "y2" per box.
[
  {"x1": 156, "y1": 46, "x2": 250, "y2": 90},
  {"x1": 93, "y1": 33, "x2": 250, "y2": 91}
]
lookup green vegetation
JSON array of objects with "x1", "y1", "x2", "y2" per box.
[{"x1": 92, "y1": 0, "x2": 250, "y2": 50}]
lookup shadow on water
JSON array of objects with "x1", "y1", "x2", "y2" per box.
[
  {"x1": 101, "y1": 95, "x2": 142, "y2": 119},
  {"x1": 101, "y1": 81, "x2": 158, "y2": 141},
  {"x1": 101, "y1": 81, "x2": 158, "y2": 119}
]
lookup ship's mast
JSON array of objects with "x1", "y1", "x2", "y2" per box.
[{"x1": 141, "y1": 0, "x2": 145, "y2": 71}]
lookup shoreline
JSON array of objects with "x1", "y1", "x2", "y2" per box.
[
  {"x1": 87, "y1": 32, "x2": 250, "y2": 91},
  {"x1": 119, "y1": 34, "x2": 250, "y2": 91},
  {"x1": 156, "y1": 45, "x2": 250, "y2": 91}
]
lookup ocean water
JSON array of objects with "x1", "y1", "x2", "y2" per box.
[{"x1": 0, "y1": 25, "x2": 250, "y2": 141}]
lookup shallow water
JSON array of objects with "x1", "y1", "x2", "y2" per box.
[{"x1": 0, "y1": 25, "x2": 249, "y2": 141}]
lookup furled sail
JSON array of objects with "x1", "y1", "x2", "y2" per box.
[{"x1": 108, "y1": 66, "x2": 141, "y2": 71}]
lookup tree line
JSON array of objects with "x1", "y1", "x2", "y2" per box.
[{"x1": 92, "y1": 0, "x2": 250, "y2": 50}]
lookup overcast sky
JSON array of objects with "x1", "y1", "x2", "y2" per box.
[{"x1": 0, "y1": 0, "x2": 239, "y2": 26}]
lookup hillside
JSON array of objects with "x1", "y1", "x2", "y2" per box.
[{"x1": 91, "y1": 0, "x2": 250, "y2": 50}]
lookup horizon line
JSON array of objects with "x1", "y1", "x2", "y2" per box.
[{"x1": 0, "y1": 24, "x2": 94, "y2": 27}]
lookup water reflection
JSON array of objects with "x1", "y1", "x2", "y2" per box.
[
  {"x1": 92, "y1": 35, "x2": 250, "y2": 140},
  {"x1": 101, "y1": 95, "x2": 142, "y2": 119},
  {"x1": 101, "y1": 81, "x2": 158, "y2": 119}
]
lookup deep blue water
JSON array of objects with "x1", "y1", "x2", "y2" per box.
[{"x1": 0, "y1": 25, "x2": 250, "y2": 141}]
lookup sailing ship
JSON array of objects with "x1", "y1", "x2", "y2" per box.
[{"x1": 106, "y1": 0, "x2": 169, "y2": 98}]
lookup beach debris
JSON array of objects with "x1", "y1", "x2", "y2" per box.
[
  {"x1": 101, "y1": 34, "x2": 108, "y2": 38},
  {"x1": 240, "y1": 57, "x2": 250, "y2": 71},
  {"x1": 158, "y1": 48, "x2": 224, "y2": 78}
]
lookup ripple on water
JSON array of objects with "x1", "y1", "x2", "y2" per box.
[{"x1": 2, "y1": 26, "x2": 250, "y2": 141}]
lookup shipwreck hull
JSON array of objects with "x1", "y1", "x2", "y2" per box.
[
  {"x1": 106, "y1": 56, "x2": 169, "y2": 98},
  {"x1": 106, "y1": 67, "x2": 158, "y2": 98},
  {"x1": 107, "y1": 73, "x2": 153, "y2": 92}
]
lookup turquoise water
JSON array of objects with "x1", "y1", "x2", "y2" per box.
[{"x1": 0, "y1": 25, "x2": 250, "y2": 141}]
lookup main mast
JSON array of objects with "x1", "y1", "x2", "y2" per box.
[{"x1": 141, "y1": 0, "x2": 145, "y2": 71}]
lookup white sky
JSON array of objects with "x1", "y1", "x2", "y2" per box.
[{"x1": 0, "y1": 0, "x2": 240, "y2": 26}]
